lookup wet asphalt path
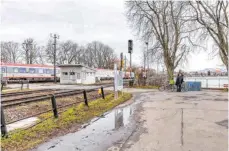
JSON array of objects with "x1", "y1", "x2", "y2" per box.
[
  {"x1": 33, "y1": 89, "x2": 153, "y2": 151},
  {"x1": 33, "y1": 89, "x2": 228, "y2": 151}
]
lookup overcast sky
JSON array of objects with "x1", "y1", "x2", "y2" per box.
[{"x1": 0, "y1": 0, "x2": 223, "y2": 71}]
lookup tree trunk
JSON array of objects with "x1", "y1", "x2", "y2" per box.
[{"x1": 166, "y1": 65, "x2": 174, "y2": 81}]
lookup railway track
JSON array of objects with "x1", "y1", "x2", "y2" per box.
[
  {"x1": 1, "y1": 89, "x2": 84, "y2": 107},
  {"x1": 1, "y1": 81, "x2": 130, "y2": 108},
  {"x1": 1, "y1": 89, "x2": 56, "y2": 97}
]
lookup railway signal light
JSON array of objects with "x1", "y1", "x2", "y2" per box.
[{"x1": 128, "y1": 40, "x2": 133, "y2": 54}]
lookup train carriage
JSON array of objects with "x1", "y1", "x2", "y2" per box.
[
  {"x1": 0, "y1": 63, "x2": 134, "y2": 83},
  {"x1": 0, "y1": 63, "x2": 60, "y2": 82}
]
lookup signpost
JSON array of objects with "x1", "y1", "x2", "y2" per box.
[
  {"x1": 114, "y1": 64, "x2": 124, "y2": 99},
  {"x1": 114, "y1": 64, "x2": 118, "y2": 99}
]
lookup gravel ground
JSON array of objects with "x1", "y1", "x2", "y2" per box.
[{"x1": 4, "y1": 91, "x2": 111, "y2": 123}]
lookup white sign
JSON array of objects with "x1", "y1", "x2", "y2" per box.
[
  {"x1": 114, "y1": 64, "x2": 123, "y2": 91},
  {"x1": 114, "y1": 64, "x2": 118, "y2": 92},
  {"x1": 117, "y1": 71, "x2": 123, "y2": 91}
]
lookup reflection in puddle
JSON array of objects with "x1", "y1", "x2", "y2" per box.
[
  {"x1": 114, "y1": 107, "x2": 132, "y2": 129},
  {"x1": 42, "y1": 105, "x2": 133, "y2": 150},
  {"x1": 36, "y1": 94, "x2": 146, "y2": 151}
]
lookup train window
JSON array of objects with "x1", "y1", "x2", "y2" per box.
[
  {"x1": 70, "y1": 72, "x2": 75, "y2": 75},
  {"x1": 38, "y1": 68, "x2": 43, "y2": 74},
  {"x1": 29, "y1": 68, "x2": 36, "y2": 73},
  {"x1": 62, "y1": 72, "x2": 68, "y2": 75},
  {"x1": 35, "y1": 68, "x2": 39, "y2": 73},
  {"x1": 46, "y1": 69, "x2": 51, "y2": 74},
  {"x1": 26, "y1": 68, "x2": 29, "y2": 73},
  {"x1": 13, "y1": 68, "x2": 19, "y2": 73},
  {"x1": 7, "y1": 67, "x2": 13, "y2": 73},
  {"x1": 19, "y1": 68, "x2": 26, "y2": 73},
  {"x1": 1, "y1": 67, "x2": 5, "y2": 73}
]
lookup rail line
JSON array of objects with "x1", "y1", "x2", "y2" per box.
[
  {"x1": 1, "y1": 81, "x2": 130, "y2": 108},
  {"x1": 1, "y1": 89, "x2": 83, "y2": 107},
  {"x1": 1, "y1": 89, "x2": 55, "y2": 97}
]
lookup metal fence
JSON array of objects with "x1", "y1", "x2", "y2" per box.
[{"x1": 183, "y1": 76, "x2": 228, "y2": 88}]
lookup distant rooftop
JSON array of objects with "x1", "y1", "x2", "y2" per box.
[{"x1": 58, "y1": 64, "x2": 96, "y2": 71}]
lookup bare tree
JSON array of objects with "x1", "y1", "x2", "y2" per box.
[
  {"x1": 86, "y1": 41, "x2": 117, "y2": 68},
  {"x1": 189, "y1": 1, "x2": 228, "y2": 71},
  {"x1": 21, "y1": 38, "x2": 45, "y2": 64},
  {"x1": 1, "y1": 41, "x2": 21, "y2": 63},
  {"x1": 59, "y1": 40, "x2": 80, "y2": 64},
  {"x1": 126, "y1": 1, "x2": 197, "y2": 80},
  {"x1": 45, "y1": 39, "x2": 55, "y2": 64}
]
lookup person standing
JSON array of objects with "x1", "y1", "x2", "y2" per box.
[{"x1": 176, "y1": 73, "x2": 184, "y2": 92}]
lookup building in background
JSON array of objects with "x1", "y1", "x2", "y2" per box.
[{"x1": 58, "y1": 64, "x2": 96, "y2": 84}]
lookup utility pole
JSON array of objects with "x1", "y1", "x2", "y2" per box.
[{"x1": 50, "y1": 33, "x2": 59, "y2": 83}]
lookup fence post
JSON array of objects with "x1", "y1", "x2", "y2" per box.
[
  {"x1": 101, "y1": 86, "x2": 105, "y2": 99},
  {"x1": 206, "y1": 79, "x2": 208, "y2": 88},
  {"x1": 1, "y1": 106, "x2": 7, "y2": 137},
  {"x1": 27, "y1": 80, "x2": 29, "y2": 89},
  {"x1": 1, "y1": 82, "x2": 3, "y2": 91},
  {"x1": 83, "y1": 90, "x2": 88, "y2": 106},
  {"x1": 21, "y1": 81, "x2": 23, "y2": 90},
  {"x1": 51, "y1": 95, "x2": 58, "y2": 118}
]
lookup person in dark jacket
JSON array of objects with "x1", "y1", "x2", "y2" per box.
[{"x1": 176, "y1": 73, "x2": 184, "y2": 92}]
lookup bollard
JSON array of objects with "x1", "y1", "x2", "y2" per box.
[
  {"x1": 51, "y1": 95, "x2": 58, "y2": 118},
  {"x1": 83, "y1": 90, "x2": 88, "y2": 106},
  {"x1": 1, "y1": 106, "x2": 7, "y2": 137},
  {"x1": 101, "y1": 86, "x2": 105, "y2": 99},
  {"x1": 21, "y1": 81, "x2": 24, "y2": 90}
]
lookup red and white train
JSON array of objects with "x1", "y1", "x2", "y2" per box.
[
  {"x1": 0, "y1": 63, "x2": 60, "y2": 82},
  {"x1": 0, "y1": 63, "x2": 134, "y2": 82}
]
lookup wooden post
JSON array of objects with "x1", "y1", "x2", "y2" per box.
[
  {"x1": 83, "y1": 90, "x2": 88, "y2": 106},
  {"x1": 101, "y1": 86, "x2": 105, "y2": 99},
  {"x1": 27, "y1": 80, "x2": 29, "y2": 89},
  {"x1": 1, "y1": 106, "x2": 7, "y2": 137},
  {"x1": 51, "y1": 95, "x2": 58, "y2": 118},
  {"x1": 21, "y1": 81, "x2": 23, "y2": 90}
]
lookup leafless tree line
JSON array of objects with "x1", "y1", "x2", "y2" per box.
[
  {"x1": 125, "y1": 1, "x2": 228, "y2": 80},
  {"x1": 1, "y1": 39, "x2": 117, "y2": 69}
]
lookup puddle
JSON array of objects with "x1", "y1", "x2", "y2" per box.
[
  {"x1": 35, "y1": 92, "x2": 148, "y2": 151},
  {"x1": 36, "y1": 104, "x2": 135, "y2": 151},
  {"x1": 82, "y1": 105, "x2": 133, "y2": 132}
]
